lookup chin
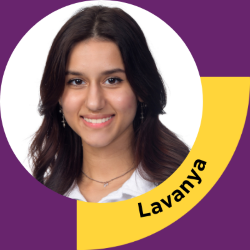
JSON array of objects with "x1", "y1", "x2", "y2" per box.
[
  {"x1": 84, "y1": 140, "x2": 113, "y2": 148},
  {"x1": 82, "y1": 134, "x2": 115, "y2": 148}
]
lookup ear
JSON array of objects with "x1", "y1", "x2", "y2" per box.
[
  {"x1": 138, "y1": 97, "x2": 143, "y2": 102},
  {"x1": 59, "y1": 98, "x2": 62, "y2": 106}
]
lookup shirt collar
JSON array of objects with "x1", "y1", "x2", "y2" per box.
[{"x1": 66, "y1": 167, "x2": 156, "y2": 203}]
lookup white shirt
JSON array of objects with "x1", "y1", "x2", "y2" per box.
[{"x1": 66, "y1": 169, "x2": 156, "y2": 203}]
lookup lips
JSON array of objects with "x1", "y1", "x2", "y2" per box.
[
  {"x1": 80, "y1": 114, "x2": 115, "y2": 128},
  {"x1": 83, "y1": 116, "x2": 113, "y2": 124}
]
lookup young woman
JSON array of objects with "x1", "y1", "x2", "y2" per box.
[{"x1": 29, "y1": 5, "x2": 189, "y2": 203}]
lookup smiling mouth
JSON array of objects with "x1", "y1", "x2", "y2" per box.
[{"x1": 81, "y1": 115, "x2": 115, "y2": 124}]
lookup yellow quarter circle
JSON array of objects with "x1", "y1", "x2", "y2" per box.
[{"x1": 77, "y1": 77, "x2": 250, "y2": 250}]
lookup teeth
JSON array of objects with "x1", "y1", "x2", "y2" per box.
[{"x1": 84, "y1": 116, "x2": 113, "y2": 124}]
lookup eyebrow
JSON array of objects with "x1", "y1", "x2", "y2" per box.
[{"x1": 65, "y1": 68, "x2": 125, "y2": 76}]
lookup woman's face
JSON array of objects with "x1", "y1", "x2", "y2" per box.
[{"x1": 60, "y1": 38, "x2": 138, "y2": 148}]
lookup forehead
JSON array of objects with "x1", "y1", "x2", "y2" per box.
[{"x1": 66, "y1": 38, "x2": 124, "y2": 72}]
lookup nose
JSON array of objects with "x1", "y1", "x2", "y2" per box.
[{"x1": 85, "y1": 82, "x2": 105, "y2": 111}]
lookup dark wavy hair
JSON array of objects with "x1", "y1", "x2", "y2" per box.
[{"x1": 29, "y1": 5, "x2": 190, "y2": 195}]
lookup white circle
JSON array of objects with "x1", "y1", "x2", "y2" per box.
[{"x1": 0, "y1": 1, "x2": 202, "y2": 174}]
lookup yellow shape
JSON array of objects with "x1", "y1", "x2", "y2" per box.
[{"x1": 77, "y1": 77, "x2": 250, "y2": 250}]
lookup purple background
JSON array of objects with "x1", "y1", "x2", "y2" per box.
[{"x1": 0, "y1": 0, "x2": 249, "y2": 249}]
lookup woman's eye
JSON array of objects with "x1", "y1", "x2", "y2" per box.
[
  {"x1": 68, "y1": 79, "x2": 85, "y2": 85},
  {"x1": 105, "y1": 78, "x2": 122, "y2": 85}
]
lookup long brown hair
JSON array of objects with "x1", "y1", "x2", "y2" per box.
[{"x1": 29, "y1": 6, "x2": 189, "y2": 195}]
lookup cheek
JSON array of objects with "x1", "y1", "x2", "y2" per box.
[
  {"x1": 61, "y1": 90, "x2": 83, "y2": 114},
  {"x1": 110, "y1": 90, "x2": 137, "y2": 116}
]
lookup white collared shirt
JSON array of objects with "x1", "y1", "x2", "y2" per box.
[{"x1": 66, "y1": 169, "x2": 156, "y2": 203}]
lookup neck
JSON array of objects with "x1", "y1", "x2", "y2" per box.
[{"x1": 81, "y1": 127, "x2": 136, "y2": 182}]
